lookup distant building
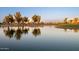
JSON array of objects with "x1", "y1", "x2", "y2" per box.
[{"x1": 67, "y1": 18, "x2": 79, "y2": 24}]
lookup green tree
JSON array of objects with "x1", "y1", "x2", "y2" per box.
[
  {"x1": 14, "y1": 12, "x2": 22, "y2": 24},
  {"x1": 32, "y1": 15, "x2": 41, "y2": 23},
  {"x1": 24, "y1": 17, "x2": 28, "y2": 22},
  {"x1": 8, "y1": 14, "x2": 14, "y2": 23},
  {"x1": 4, "y1": 16, "x2": 10, "y2": 24},
  {"x1": 64, "y1": 18, "x2": 68, "y2": 24},
  {"x1": 22, "y1": 17, "x2": 29, "y2": 24},
  {"x1": 3, "y1": 14, "x2": 14, "y2": 24}
]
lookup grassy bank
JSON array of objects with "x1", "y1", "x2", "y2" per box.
[{"x1": 55, "y1": 24, "x2": 79, "y2": 29}]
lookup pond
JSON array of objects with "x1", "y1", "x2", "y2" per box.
[{"x1": 0, "y1": 26, "x2": 79, "y2": 51}]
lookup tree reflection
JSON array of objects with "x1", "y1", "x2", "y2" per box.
[
  {"x1": 73, "y1": 29, "x2": 78, "y2": 32},
  {"x1": 64, "y1": 28, "x2": 67, "y2": 32},
  {"x1": 32, "y1": 28, "x2": 41, "y2": 37},
  {"x1": 3, "y1": 27, "x2": 29, "y2": 40},
  {"x1": 15, "y1": 28, "x2": 23, "y2": 40},
  {"x1": 3, "y1": 26, "x2": 79, "y2": 40},
  {"x1": 22, "y1": 28, "x2": 29, "y2": 34},
  {"x1": 3, "y1": 27, "x2": 15, "y2": 38},
  {"x1": 63, "y1": 28, "x2": 79, "y2": 32}
]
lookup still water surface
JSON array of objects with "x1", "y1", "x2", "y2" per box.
[{"x1": 0, "y1": 26, "x2": 79, "y2": 51}]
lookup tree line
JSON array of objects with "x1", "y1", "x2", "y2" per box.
[{"x1": 3, "y1": 12, "x2": 41, "y2": 24}]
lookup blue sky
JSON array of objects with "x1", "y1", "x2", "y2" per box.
[{"x1": 0, "y1": 7, "x2": 79, "y2": 22}]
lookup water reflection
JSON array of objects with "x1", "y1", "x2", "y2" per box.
[
  {"x1": 15, "y1": 28, "x2": 23, "y2": 40},
  {"x1": 4, "y1": 28, "x2": 15, "y2": 38},
  {"x1": 55, "y1": 25, "x2": 79, "y2": 32},
  {"x1": 62, "y1": 28, "x2": 79, "y2": 32},
  {"x1": 3, "y1": 27, "x2": 41, "y2": 40},
  {"x1": 32, "y1": 28, "x2": 41, "y2": 37},
  {"x1": 3, "y1": 26, "x2": 79, "y2": 40},
  {"x1": 63, "y1": 28, "x2": 67, "y2": 32}
]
